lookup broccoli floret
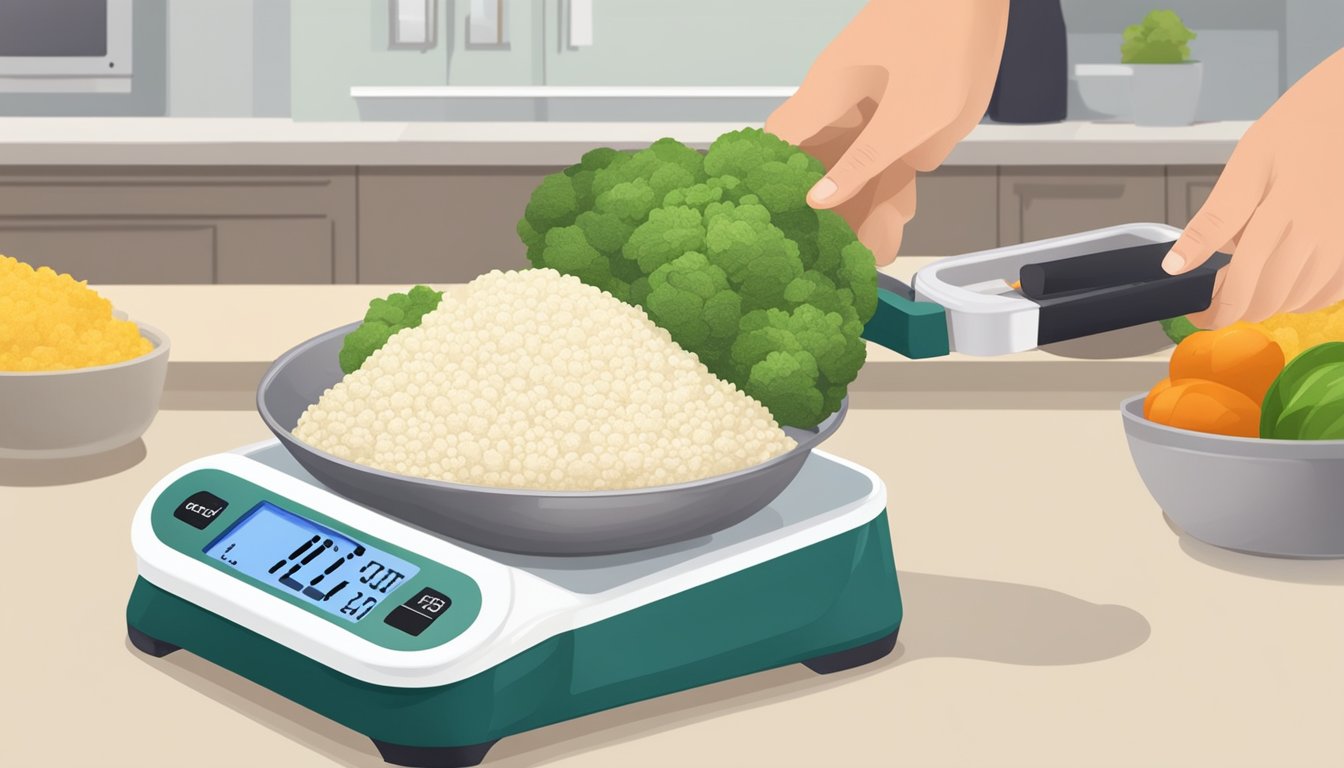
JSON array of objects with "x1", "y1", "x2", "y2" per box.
[
  {"x1": 595, "y1": 179, "x2": 659, "y2": 224},
  {"x1": 704, "y1": 128, "x2": 800, "y2": 180},
  {"x1": 783, "y1": 271, "x2": 855, "y2": 319},
  {"x1": 704, "y1": 203, "x2": 803, "y2": 312},
  {"x1": 537, "y1": 226, "x2": 615, "y2": 294},
  {"x1": 574, "y1": 210, "x2": 634, "y2": 255},
  {"x1": 745, "y1": 351, "x2": 824, "y2": 429},
  {"x1": 772, "y1": 207, "x2": 821, "y2": 268},
  {"x1": 644, "y1": 252, "x2": 742, "y2": 369},
  {"x1": 623, "y1": 205, "x2": 707, "y2": 275},
  {"x1": 744, "y1": 153, "x2": 823, "y2": 216},
  {"x1": 338, "y1": 285, "x2": 444, "y2": 374},
  {"x1": 663, "y1": 182, "x2": 725, "y2": 210},
  {"x1": 729, "y1": 306, "x2": 867, "y2": 427},
  {"x1": 515, "y1": 127, "x2": 880, "y2": 428},
  {"x1": 837, "y1": 241, "x2": 879, "y2": 324},
  {"x1": 814, "y1": 210, "x2": 855, "y2": 275},
  {"x1": 593, "y1": 139, "x2": 705, "y2": 203},
  {"x1": 522, "y1": 173, "x2": 579, "y2": 231}
]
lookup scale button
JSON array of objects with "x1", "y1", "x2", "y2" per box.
[
  {"x1": 383, "y1": 587, "x2": 452, "y2": 636},
  {"x1": 173, "y1": 491, "x2": 229, "y2": 530}
]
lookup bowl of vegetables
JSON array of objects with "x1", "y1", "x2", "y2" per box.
[
  {"x1": 0, "y1": 255, "x2": 170, "y2": 460},
  {"x1": 1122, "y1": 321, "x2": 1344, "y2": 558}
]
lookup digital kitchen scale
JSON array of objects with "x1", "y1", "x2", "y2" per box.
[{"x1": 127, "y1": 440, "x2": 902, "y2": 767}]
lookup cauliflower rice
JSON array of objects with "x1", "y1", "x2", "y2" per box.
[{"x1": 293, "y1": 268, "x2": 797, "y2": 491}]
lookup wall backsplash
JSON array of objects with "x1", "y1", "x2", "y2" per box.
[{"x1": 0, "y1": 0, "x2": 1338, "y2": 121}]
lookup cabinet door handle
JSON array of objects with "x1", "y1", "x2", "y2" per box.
[
  {"x1": 468, "y1": 0, "x2": 508, "y2": 46},
  {"x1": 569, "y1": 0, "x2": 593, "y2": 47}
]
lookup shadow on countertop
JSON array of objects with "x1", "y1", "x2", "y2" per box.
[
  {"x1": 124, "y1": 572, "x2": 1149, "y2": 768},
  {"x1": 0, "y1": 439, "x2": 146, "y2": 486},
  {"x1": 1040, "y1": 322, "x2": 1173, "y2": 360},
  {"x1": 1164, "y1": 516, "x2": 1344, "y2": 585}
]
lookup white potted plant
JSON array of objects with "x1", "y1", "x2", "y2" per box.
[{"x1": 1123, "y1": 10, "x2": 1201, "y2": 126}]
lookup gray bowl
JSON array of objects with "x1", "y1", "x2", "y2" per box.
[
  {"x1": 258, "y1": 323, "x2": 846, "y2": 556},
  {"x1": 0, "y1": 323, "x2": 169, "y2": 459},
  {"x1": 1121, "y1": 394, "x2": 1344, "y2": 558}
]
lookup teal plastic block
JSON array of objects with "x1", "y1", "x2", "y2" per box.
[{"x1": 863, "y1": 288, "x2": 951, "y2": 359}]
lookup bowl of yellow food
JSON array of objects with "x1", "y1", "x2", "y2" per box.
[{"x1": 0, "y1": 255, "x2": 170, "y2": 459}]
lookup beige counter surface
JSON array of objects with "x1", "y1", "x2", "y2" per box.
[
  {"x1": 95, "y1": 257, "x2": 1174, "y2": 412},
  {"x1": 3, "y1": 404, "x2": 1343, "y2": 768},
  {"x1": 0, "y1": 118, "x2": 1247, "y2": 167}
]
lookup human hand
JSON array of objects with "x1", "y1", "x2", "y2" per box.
[
  {"x1": 765, "y1": 0, "x2": 1009, "y2": 264},
  {"x1": 1164, "y1": 48, "x2": 1344, "y2": 328}
]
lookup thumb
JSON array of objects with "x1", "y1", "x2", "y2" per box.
[{"x1": 1164, "y1": 158, "x2": 1267, "y2": 275}]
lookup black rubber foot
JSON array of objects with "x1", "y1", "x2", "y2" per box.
[
  {"x1": 372, "y1": 739, "x2": 498, "y2": 768},
  {"x1": 803, "y1": 627, "x2": 900, "y2": 675},
  {"x1": 128, "y1": 624, "x2": 180, "y2": 658}
]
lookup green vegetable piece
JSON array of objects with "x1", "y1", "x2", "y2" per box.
[
  {"x1": 539, "y1": 225, "x2": 613, "y2": 289},
  {"x1": 1295, "y1": 373, "x2": 1344, "y2": 440},
  {"x1": 1122, "y1": 10, "x2": 1197, "y2": 64},
  {"x1": 644, "y1": 252, "x2": 742, "y2": 368},
  {"x1": 514, "y1": 126, "x2": 879, "y2": 428},
  {"x1": 575, "y1": 210, "x2": 635, "y2": 255},
  {"x1": 729, "y1": 306, "x2": 866, "y2": 427},
  {"x1": 338, "y1": 285, "x2": 444, "y2": 374},
  {"x1": 595, "y1": 179, "x2": 659, "y2": 224},
  {"x1": 522, "y1": 173, "x2": 580, "y2": 231},
  {"x1": 518, "y1": 217, "x2": 545, "y2": 256},
  {"x1": 663, "y1": 182, "x2": 724, "y2": 211},
  {"x1": 743, "y1": 154, "x2": 821, "y2": 216},
  {"x1": 837, "y1": 241, "x2": 879, "y2": 324},
  {"x1": 1159, "y1": 315, "x2": 1202, "y2": 345},
  {"x1": 745, "y1": 350, "x2": 824, "y2": 429},
  {"x1": 704, "y1": 203, "x2": 804, "y2": 312},
  {"x1": 1260, "y1": 342, "x2": 1344, "y2": 439},
  {"x1": 622, "y1": 205, "x2": 707, "y2": 275}
]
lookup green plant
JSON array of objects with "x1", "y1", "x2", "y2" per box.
[
  {"x1": 1259, "y1": 342, "x2": 1344, "y2": 440},
  {"x1": 1121, "y1": 10, "x2": 1197, "y2": 64},
  {"x1": 339, "y1": 284, "x2": 444, "y2": 374},
  {"x1": 517, "y1": 128, "x2": 876, "y2": 428}
]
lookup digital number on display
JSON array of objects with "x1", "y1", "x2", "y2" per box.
[{"x1": 203, "y1": 502, "x2": 421, "y2": 623}]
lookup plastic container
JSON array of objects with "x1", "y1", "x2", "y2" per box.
[{"x1": 913, "y1": 222, "x2": 1187, "y2": 356}]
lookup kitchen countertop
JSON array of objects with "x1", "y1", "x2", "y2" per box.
[
  {"x1": 0, "y1": 118, "x2": 1248, "y2": 166},
  {"x1": 5, "y1": 403, "x2": 1343, "y2": 767},
  {"x1": 96, "y1": 258, "x2": 1175, "y2": 412}
]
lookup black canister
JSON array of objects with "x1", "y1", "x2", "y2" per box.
[{"x1": 988, "y1": 0, "x2": 1068, "y2": 124}]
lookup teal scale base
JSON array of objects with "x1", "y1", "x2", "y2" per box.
[{"x1": 127, "y1": 512, "x2": 902, "y2": 767}]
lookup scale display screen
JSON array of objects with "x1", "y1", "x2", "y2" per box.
[{"x1": 204, "y1": 502, "x2": 420, "y2": 623}]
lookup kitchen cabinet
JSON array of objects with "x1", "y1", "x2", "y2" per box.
[
  {"x1": 355, "y1": 168, "x2": 540, "y2": 283},
  {"x1": 0, "y1": 168, "x2": 356, "y2": 284},
  {"x1": 998, "y1": 167, "x2": 1167, "y2": 245},
  {"x1": 540, "y1": 0, "x2": 863, "y2": 86},
  {"x1": 901, "y1": 169, "x2": 999, "y2": 255},
  {"x1": 0, "y1": 163, "x2": 1234, "y2": 285},
  {"x1": 1165, "y1": 166, "x2": 1223, "y2": 228}
]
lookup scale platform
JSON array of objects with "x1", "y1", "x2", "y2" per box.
[{"x1": 127, "y1": 440, "x2": 902, "y2": 767}]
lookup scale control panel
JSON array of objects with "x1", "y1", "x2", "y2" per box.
[{"x1": 145, "y1": 467, "x2": 484, "y2": 653}]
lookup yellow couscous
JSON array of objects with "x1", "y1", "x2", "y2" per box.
[
  {"x1": 1260, "y1": 301, "x2": 1344, "y2": 360},
  {"x1": 0, "y1": 255, "x2": 151, "y2": 372}
]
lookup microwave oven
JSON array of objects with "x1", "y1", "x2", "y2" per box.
[{"x1": 0, "y1": 0, "x2": 132, "y2": 92}]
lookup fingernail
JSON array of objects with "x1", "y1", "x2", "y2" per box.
[
  {"x1": 1162, "y1": 250, "x2": 1185, "y2": 274},
  {"x1": 810, "y1": 177, "x2": 838, "y2": 203}
]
